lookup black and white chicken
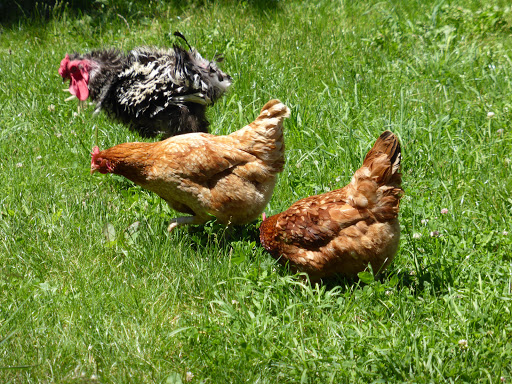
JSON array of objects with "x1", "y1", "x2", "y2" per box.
[{"x1": 58, "y1": 33, "x2": 232, "y2": 138}]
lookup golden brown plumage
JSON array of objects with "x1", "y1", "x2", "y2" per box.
[
  {"x1": 91, "y1": 99, "x2": 290, "y2": 231},
  {"x1": 259, "y1": 131, "x2": 403, "y2": 280}
]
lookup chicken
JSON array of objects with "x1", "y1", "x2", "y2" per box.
[
  {"x1": 59, "y1": 33, "x2": 231, "y2": 138},
  {"x1": 259, "y1": 131, "x2": 403, "y2": 281},
  {"x1": 91, "y1": 99, "x2": 290, "y2": 231}
]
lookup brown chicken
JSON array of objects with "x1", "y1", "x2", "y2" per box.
[
  {"x1": 259, "y1": 131, "x2": 403, "y2": 280},
  {"x1": 91, "y1": 99, "x2": 290, "y2": 231}
]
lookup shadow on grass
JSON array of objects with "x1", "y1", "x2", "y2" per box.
[
  {"x1": 268, "y1": 259, "x2": 458, "y2": 295},
  {"x1": 184, "y1": 221, "x2": 457, "y2": 295},
  {"x1": 185, "y1": 220, "x2": 261, "y2": 252},
  {"x1": 4, "y1": 0, "x2": 282, "y2": 25}
]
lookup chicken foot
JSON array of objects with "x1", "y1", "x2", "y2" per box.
[{"x1": 168, "y1": 216, "x2": 207, "y2": 232}]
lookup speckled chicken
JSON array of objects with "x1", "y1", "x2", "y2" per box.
[
  {"x1": 59, "y1": 34, "x2": 231, "y2": 138},
  {"x1": 91, "y1": 99, "x2": 290, "y2": 231},
  {"x1": 259, "y1": 131, "x2": 403, "y2": 280}
]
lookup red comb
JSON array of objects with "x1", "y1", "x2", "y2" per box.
[
  {"x1": 58, "y1": 54, "x2": 70, "y2": 78},
  {"x1": 91, "y1": 146, "x2": 100, "y2": 167},
  {"x1": 91, "y1": 146, "x2": 100, "y2": 156}
]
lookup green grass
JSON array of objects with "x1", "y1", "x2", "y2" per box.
[{"x1": 1, "y1": 0, "x2": 512, "y2": 382}]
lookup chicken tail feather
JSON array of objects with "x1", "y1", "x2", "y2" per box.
[
  {"x1": 230, "y1": 99, "x2": 290, "y2": 170},
  {"x1": 347, "y1": 131, "x2": 402, "y2": 209},
  {"x1": 255, "y1": 99, "x2": 291, "y2": 122},
  {"x1": 362, "y1": 130, "x2": 401, "y2": 185},
  {"x1": 173, "y1": 31, "x2": 192, "y2": 50}
]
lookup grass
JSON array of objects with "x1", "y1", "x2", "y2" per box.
[{"x1": 1, "y1": 0, "x2": 512, "y2": 382}]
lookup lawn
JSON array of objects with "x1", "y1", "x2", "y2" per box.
[{"x1": 1, "y1": 0, "x2": 512, "y2": 382}]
